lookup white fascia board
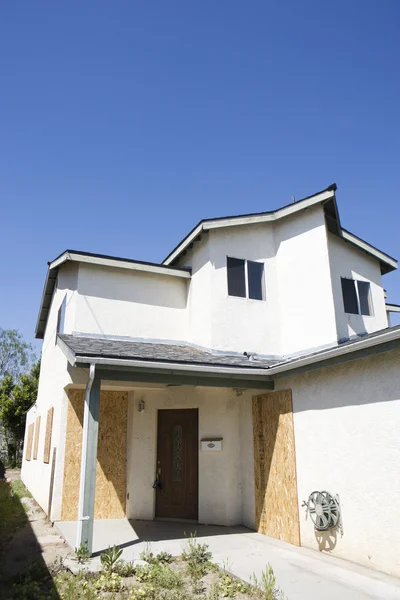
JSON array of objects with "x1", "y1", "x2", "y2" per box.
[
  {"x1": 268, "y1": 327, "x2": 400, "y2": 375},
  {"x1": 163, "y1": 189, "x2": 335, "y2": 265},
  {"x1": 341, "y1": 231, "x2": 397, "y2": 271},
  {"x1": 386, "y1": 304, "x2": 400, "y2": 313},
  {"x1": 50, "y1": 251, "x2": 191, "y2": 279}
]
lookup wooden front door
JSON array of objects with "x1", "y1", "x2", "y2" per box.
[{"x1": 155, "y1": 409, "x2": 199, "y2": 520}]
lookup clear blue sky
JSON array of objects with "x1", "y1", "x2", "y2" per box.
[{"x1": 1, "y1": 1, "x2": 400, "y2": 351}]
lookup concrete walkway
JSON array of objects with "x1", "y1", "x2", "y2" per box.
[{"x1": 56, "y1": 519, "x2": 400, "y2": 600}]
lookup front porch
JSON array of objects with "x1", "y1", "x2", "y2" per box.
[
  {"x1": 55, "y1": 518, "x2": 400, "y2": 600},
  {"x1": 56, "y1": 332, "x2": 276, "y2": 555}
]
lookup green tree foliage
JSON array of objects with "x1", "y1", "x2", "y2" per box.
[
  {"x1": 0, "y1": 362, "x2": 40, "y2": 465},
  {"x1": 0, "y1": 328, "x2": 35, "y2": 380}
]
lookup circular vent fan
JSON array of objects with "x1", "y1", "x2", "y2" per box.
[{"x1": 307, "y1": 491, "x2": 340, "y2": 531}]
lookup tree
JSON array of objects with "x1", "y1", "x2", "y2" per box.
[
  {"x1": 0, "y1": 362, "x2": 40, "y2": 465},
  {"x1": 0, "y1": 328, "x2": 35, "y2": 380}
]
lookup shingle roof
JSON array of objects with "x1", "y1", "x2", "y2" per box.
[{"x1": 59, "y1": 334, "x2": 276, "y2": 369}]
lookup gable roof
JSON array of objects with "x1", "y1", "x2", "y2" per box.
[{"x1": 162, "y1": 184, "x2": 397, "y2": 274}]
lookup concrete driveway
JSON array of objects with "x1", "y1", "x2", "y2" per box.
[{"x1": 56, "y1": 519, "x2": 400, "y2": 600}]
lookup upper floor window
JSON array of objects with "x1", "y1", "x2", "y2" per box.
[
  {"x1": 227, "y1": 257, "x2": 265, "y2": 300},
  {"x1": 341, "y1": 278, "x2": 373, "y2": 316}
]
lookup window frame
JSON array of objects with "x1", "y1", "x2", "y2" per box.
[
  {"x1": 227, "y1": 256, "x2": 266, "y2": 301},
  {"x1": 340, "y1": 277, "x2": 373, "y2": 316}
]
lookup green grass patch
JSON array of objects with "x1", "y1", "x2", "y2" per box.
[
  {"x1": 10, "y1": 478, "x2": 31, "y2": 499},
  {"x1": 0, "y1": 482, "x2": 27, "y2": 539}
]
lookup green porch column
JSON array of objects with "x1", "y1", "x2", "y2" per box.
[{"x1": 76, "y1": 370, "x2": 101, "y2": 556}]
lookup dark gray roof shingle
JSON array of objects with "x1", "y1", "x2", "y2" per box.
[{"x1": 59, "y1": 334, "x2": 276, "y2": 369}]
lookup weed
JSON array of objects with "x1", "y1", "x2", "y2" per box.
[
  {"x1": 251, "y1": 564, "x2": 286, "y2": 600},
  {"x1": 217, "y1": 573, "x2": 252, "y2": 597},
  {"x1": 74, "y1": 543, "x2": 91, "y2": 564},
  {"x1": 207, "y1": 585, "x2": 220, "y2": 600},
  {"x1": 94, "y1": 571, "x2": 124, "y2": 592},
  {"x1": 139, "y1": 543, "x2": 174, "y2": 566},
  {"x1": 114, "y1": 559, "x2": 136, "y2": 577},
  {"x1": 181, "y1": 533, "x2": 212, "y2": 593},
  {"x1": 100, "y1": 544, "x2": 123, "y2": 571}
]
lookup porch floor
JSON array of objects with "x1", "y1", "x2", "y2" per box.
[{"x1": 55, "y1": 519, "x2": 400, "y2": 600}]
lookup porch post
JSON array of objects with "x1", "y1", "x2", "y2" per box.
[{"x1": 76, "y1": 366, "x2": 101, "y2": 555}]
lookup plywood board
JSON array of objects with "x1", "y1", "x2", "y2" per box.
[
  {"x1": 33, "y1": 416, "x2": 41, "y2": 460},
  {"x1": 43, "y1": 407, "x2": 54, "y2": 464},
  {"x1": 61, "y1": 390, "x2": 128, "y2": 521},
  {"x1": 252, "y1": 389, "x2": 300, "y2": 546},
  {"x1": 25, "y1": 423, "x2": 34, "y2": 461}
]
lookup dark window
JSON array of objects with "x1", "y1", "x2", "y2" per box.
[
  {"x1": 227, "y1": 257, "x2": 246, "y2": 297},
  {"x1": 248, "y1": 260, "x2": 265, "y2": 300},
  {"x1": 341, "y1": 278, "x2": 359, "y2": 314},
  {"x1": 357, "y1": 280, "x2": 372, "y2": 316}
]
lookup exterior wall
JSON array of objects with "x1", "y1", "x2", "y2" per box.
[
  {"x1": 274, "y1": 206, "x2": 338, "y2": 356},
  {"x1": 74, "y1": 263, "x2": 189, "y2": 342},
  {"x1": 179, "y1": 235, "x2": 213, "y2": 349},
  {"x1": 207, "y1": 224, "x2": 279, "y2": 355},
  {"x1": 274, "y1": 350, "x2": 400, "y2": 578},
  {"x1": 188, "y1": 205, "x2": 338, "y2": 357},
  {"x1": 126, "y1": 386, "x2": 256, "y2": 527},
  {"x1": 327, "y1": 233, "x2": 388, "y2": 341},
  {"x1": 21, "y1": 263, "x2": 87, "y2": 520}
]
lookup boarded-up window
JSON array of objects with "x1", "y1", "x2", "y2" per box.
[
  {"x1": 25, "y1": 423, "x2": 34, "y2": 461},
  {"x1": 43, "y1": 407, "x2": 54, "y2": 464},
  {"x1": 33, "y1": 416, "x2": 41, "y2": 460}
]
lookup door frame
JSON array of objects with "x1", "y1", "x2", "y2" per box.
[{"x1": 154, "y1": 407, "x2": 199, "y2": 521}]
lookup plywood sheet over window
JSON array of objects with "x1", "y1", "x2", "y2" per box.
[
  {"x1": 43, "y1": 407, "x2": 54, "y2": 464},
  {"x1": 61, "y1": 390, "x2": 128, "y2": 521},
  {"x1": 25, "y1": 423, "x2": 34, "y2": 461},
  {"x1": 33, "y1": 416, "x2": 41, "y2": 460},
  {"x1": 252, "y1": 390, "x2": 300, "y2": 546}
]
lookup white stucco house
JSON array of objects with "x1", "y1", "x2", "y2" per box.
[{"x1": 22, "y1": 184, "x2": 400, "y2": 577}]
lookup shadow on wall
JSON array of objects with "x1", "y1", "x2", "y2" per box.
[
  {"x1": 289, "y1": 347, "x2": 400, "y2": 411},
  {"x1": 61, "y1": 391, "x2": 128, "y2": 522},
  {"x1": 0, "y1": 473, "x2": 60, "y2": 597},
  {"x1": 315, "y1": 528, "x2": 338, "y2": 552}
]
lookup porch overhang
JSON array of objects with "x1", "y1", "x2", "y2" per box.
[{"x1": 57, "y1": 335, "x2": 275, "y2": 390}]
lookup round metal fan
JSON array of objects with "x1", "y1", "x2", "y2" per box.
[{"x1": 307, "y1": 491, "x2": 340, "y2": 531}]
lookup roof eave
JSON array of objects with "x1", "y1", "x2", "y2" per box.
[{"x1": 163, "y1": 185, "x2": 337, "y2": 265}]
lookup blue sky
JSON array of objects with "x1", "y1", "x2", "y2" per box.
[{"x1": 1, "y1": 1, "x2": 400, "y2": 351}]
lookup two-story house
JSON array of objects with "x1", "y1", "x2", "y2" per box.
[{"x1": 22, "y1": 184, "x2": 400, "y2": 577}]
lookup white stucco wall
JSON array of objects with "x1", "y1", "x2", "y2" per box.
[
  {"x1": 126, "y1": 386, "x2": 256, "y2": 527},
  {"x1": 74, "y1": 263, "x2": 189, "y2": 342},
  {"x1": 274, "y1": 206, "x2": 338, "y2": 356},
  {"x1": 207, "y1": 224, "x2": 279, "y2": 356},
  {"x1": 183, "y1": 205, "x2": 338, "y2": 358},
  {"x1": 274, "y1": 350, "x2": 400, "y2": 577},
  {"x1": 327, "y1": 232, "x2": 388, "y2": 341},
  {"x1": 180, "y1": 235, "x2": 214, "y2": 349},
  {"x1": 21, "y1": 263, "x2": 87, "y2": 520}
]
